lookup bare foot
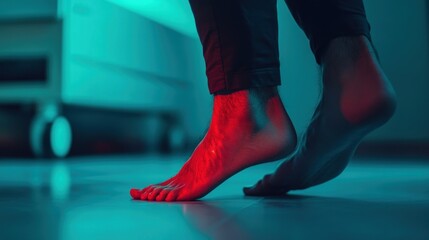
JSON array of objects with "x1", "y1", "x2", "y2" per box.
[
  {"x1": 244, "y1": 36, "x2": 397, "y2": 196},
  {"x1": 131, "y1": 87, "x2": 297, "y2": 201}
]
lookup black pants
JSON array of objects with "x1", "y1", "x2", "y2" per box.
[{"x1": 189, "y1": 0, "x2": 371, "y2": 94}]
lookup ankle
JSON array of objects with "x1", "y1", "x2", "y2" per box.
[
  {"x1": 211, "y1": 87, "x2": 294, "y2": 137},
  {"x1": 321, "y1": 36, "x2": 374, "y2": 67},
  {"x1": 214, "y1": 87, "x2": 279, "y2": 102},
  {"x1": 321, "y1": 36, "x2": 379, "y2": 86},
  {"x1": 212, "y1": 87, "x2": 280, "y2": 116}
]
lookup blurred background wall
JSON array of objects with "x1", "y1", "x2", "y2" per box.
[{"x1": 0, "y1": 0, "x2": 427, "y2": 158}]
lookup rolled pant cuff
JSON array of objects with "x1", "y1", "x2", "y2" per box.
[
  {"x1": 311, "y1": 17, "x2": 372, "y2": 64},
  {"x1": 208, "y1": 68, "x2": 281, "y2": 94}
]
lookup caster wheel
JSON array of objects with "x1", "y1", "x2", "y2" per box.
[{"x1": 30, "y1": 115, "x2": 72, "y2": 158}]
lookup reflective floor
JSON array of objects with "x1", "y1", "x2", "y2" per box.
[{"x1": 0, "y1": 155, "x2": 428, "y2": 240}]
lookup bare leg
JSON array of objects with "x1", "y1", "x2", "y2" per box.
[
  {"x1": 131, "y1": 87, "x2": 297, "y2": 201},
  {"x1": 244, "y1": 36, "x2": 397, "y2": 196}
]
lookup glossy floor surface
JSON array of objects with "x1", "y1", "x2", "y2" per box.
[{"x1": 1, "y1": 155, "x2": 428, "y2": 240}]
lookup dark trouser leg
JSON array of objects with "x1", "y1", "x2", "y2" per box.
[
  {"x1": 285, "y1": 0, "x2": 372, "y2": 64},
  {"x1": 189, "y1": 0, "x2": 281, "y2": 94}
]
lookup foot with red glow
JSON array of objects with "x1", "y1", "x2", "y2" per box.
[
  {"x1": 131, "y1": 87, "x2": 297, "y2": 201},
  {"x1": 244, "y1": 36, "x2": 397, "y2": 196}
]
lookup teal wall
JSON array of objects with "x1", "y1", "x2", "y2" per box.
[{"x1": 276, "y1": 2, "x2": 320, "y2": 138}]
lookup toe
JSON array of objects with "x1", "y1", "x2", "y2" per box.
[
  {"x1": 243, "y1": 174, "x2": 288, "y2": 196},
  {"x1": 242, "y1": 186, "x2": 253, "y2": 195},
  {"x1": 165, "y1": 190, "x2": 179, "y2": 202},
  {"x1": 141, "y1": 185, "x2": 154, "y2": 193},
  {"x1": 156, "y1": 189, "x2": 170, "y2": 202},
  {"x1": 148, "y1": 187, "x2": 163, "y2": 201},
  {"x1": 140, "y1": 191, "x2": 149, "y2": 200},
  {"x1": 243, "y1": 180, "x2": 263, "y2": 196},
  {"x1": 130, "y1": 188, "x2": 142, "y2": 199},
  {"x1": 140, "y1": 186, "x2": 155, "y2": 200}
]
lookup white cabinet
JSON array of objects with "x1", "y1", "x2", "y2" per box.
[{"x1": 0, "y1": 0, "x2": 194, "y2": 157}]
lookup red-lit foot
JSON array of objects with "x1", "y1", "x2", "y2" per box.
[
  {"x1": 131, "y1": 87, "x2": 297, "y2": 201},
  {"x1": 244, "y1": 36, "x2": 397, "y2": 196}
]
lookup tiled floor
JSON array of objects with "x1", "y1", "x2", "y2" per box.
[{"x1": 0, "y1": 155, "x2": 428, "y2": 240}]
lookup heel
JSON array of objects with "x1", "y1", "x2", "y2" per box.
[{"x1": 366, "y1": 92, "x2": 397, "y2": 128}]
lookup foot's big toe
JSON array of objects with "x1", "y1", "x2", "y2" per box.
[
  {"x1": 130, "y1": 188, "x2": 141, "y2": 199},
  {"x1": 243, "y1": 174, "x2": 288, "y2": 196}
]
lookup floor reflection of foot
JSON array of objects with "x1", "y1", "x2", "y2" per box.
[
  {"x1": 182, "y1": 203, "x2": 251, "y2": 240},
  {"x1": 131, "y1": 87, "x2": 297, "y2": 201},
  {"x1": 244, "y1": 36, "x2": 397, "y2": 196}
]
